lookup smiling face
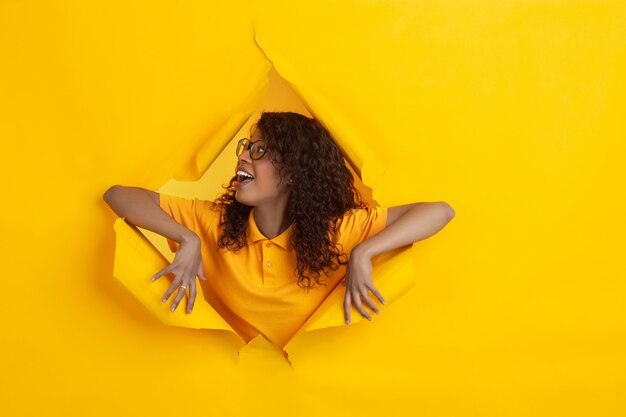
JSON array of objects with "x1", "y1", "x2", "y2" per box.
[{"x1": 234, "y1": 129, "x2": 291, "y2": 207}]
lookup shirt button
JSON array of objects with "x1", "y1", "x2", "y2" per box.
[
  {"x1": 266, "y1": 263, "x2": 272, "y2": 268},
  {"x1": 265, "y1": 242, "x2": 272, "y2": 248}
]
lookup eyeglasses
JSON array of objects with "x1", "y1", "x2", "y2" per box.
[{"x1": 236, "y1": 137, "x2": 267, "y2": 160}]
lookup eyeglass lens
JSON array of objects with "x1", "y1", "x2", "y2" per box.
[{"x1": 236, "y1": 138, "x2": 266, "y2": 160}]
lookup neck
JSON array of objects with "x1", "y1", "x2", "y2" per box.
[{"x1": 252, "y1": 196, "x2": 292, "y2": 239}]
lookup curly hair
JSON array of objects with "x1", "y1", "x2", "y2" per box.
[{"x1": 210, "y1": 111, "x2": 368, "y2": 291}]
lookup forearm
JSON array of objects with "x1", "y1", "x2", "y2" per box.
[
  {"x1": 354, "y1": 202, "x2": 455, "y2": 259},
  {"x1": 103, "y1": 185, "x2": 198, "y2": 244}
]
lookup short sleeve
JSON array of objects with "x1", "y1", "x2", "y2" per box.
[
  {"x1": 158, "y1": 193, "x2": 220, "y2": 253},
  {"x1": 334, "y1": 205, "x2": 388, "y2": 255}
]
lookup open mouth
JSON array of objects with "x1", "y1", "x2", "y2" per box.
[{"x1": 236, "y1": 173, "x2": 254, "y2": 186}]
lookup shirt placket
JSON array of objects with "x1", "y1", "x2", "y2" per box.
[{"x1": 261, "y1": 240, "x2": 275, "y2": 286}]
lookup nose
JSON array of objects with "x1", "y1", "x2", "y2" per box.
[
  {"x1": 238, "y1": 150, "x2": 251, "y2": 162},
  {"x1": 237, "y1": 145, "x2": 252, "y2": 165}
]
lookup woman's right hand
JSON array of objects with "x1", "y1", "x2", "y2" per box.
[{"x1": 150, "y1": 235, "x2": 207, "y2": 314}]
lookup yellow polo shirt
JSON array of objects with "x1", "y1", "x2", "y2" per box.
[{"x1": 158, "y1": 193, "x2": 388, "y2": 348}]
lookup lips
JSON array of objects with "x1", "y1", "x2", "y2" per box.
[
  {"x1": 235, "y1": 167, "x2": 254, "y2": 188},
  {"x1": 236, "y1": 177, "x2": 253, "y2": 188},
  {"x1": 236, "y1": 167, "x2": 254, "y2": 178}
]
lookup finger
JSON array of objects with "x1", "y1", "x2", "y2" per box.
[
  {"x1": 343, "y1": 291, "x2": 352, "y2": 325},
  {"x1": 151, "y1": 265, "x2": 171, "y2": 282},
  {"x1": 366, "y1": 283, "x2": 386, "y2": 306},
  {"x1": 170, "y1": 282, "x2": 188, "y2": 312},
  {"x1": 351, "y1": 290, "x2": 372, "y2": 321},
  {"x1": 197, "y1": 261, "x2": 207, "y2": 281},
  {"x1": 161, "y1": 278, "x2": 181, "y2": 303},
  {"x1": 360, "y1": 287, "x2": 380, "y2": 315},
  {"x1": 186, "y1": 280, "x2": 197, "y2": 314}
]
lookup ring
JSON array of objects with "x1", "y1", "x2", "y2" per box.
[{"x1": 180, "y1": 284, "x2": 187, "y2": 290}]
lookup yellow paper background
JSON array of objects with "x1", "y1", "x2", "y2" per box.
[{"x1": 1, "y1": 0, "x2": 625, "y2": 415}]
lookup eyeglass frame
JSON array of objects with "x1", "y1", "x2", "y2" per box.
[{"x1": 236, "y1": 137, "x2": 268, "y2": 160}]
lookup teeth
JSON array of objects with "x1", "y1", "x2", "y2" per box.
[{"x1": 237, "y1": 170, "x2": 254, "y2": 180}]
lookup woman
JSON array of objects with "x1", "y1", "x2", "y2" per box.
[{"x1": 103, "y1": 111, "x2": 455, "y2": 348}]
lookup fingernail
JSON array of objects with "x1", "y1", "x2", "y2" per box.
[
  {"x1": 161, "y1": 298, "x2": 166, "y2": 303},
  {"x1": 170, "y1": 306, "x2": 175, "y2": 312},
  {"x1": 367, "y1": 316, "x2": 372, "y2": 321},
  {"x1": 346, "y1": 319, "x2": 350, "y2": 325}
]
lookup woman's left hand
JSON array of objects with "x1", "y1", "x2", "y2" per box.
[{"x1": 341, "y1": 248, "x2": 386, "y2": 325}]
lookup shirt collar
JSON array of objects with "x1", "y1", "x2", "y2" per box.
[{"x1": 246, "y1": 207, "x2": 295, "y2": 251}]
